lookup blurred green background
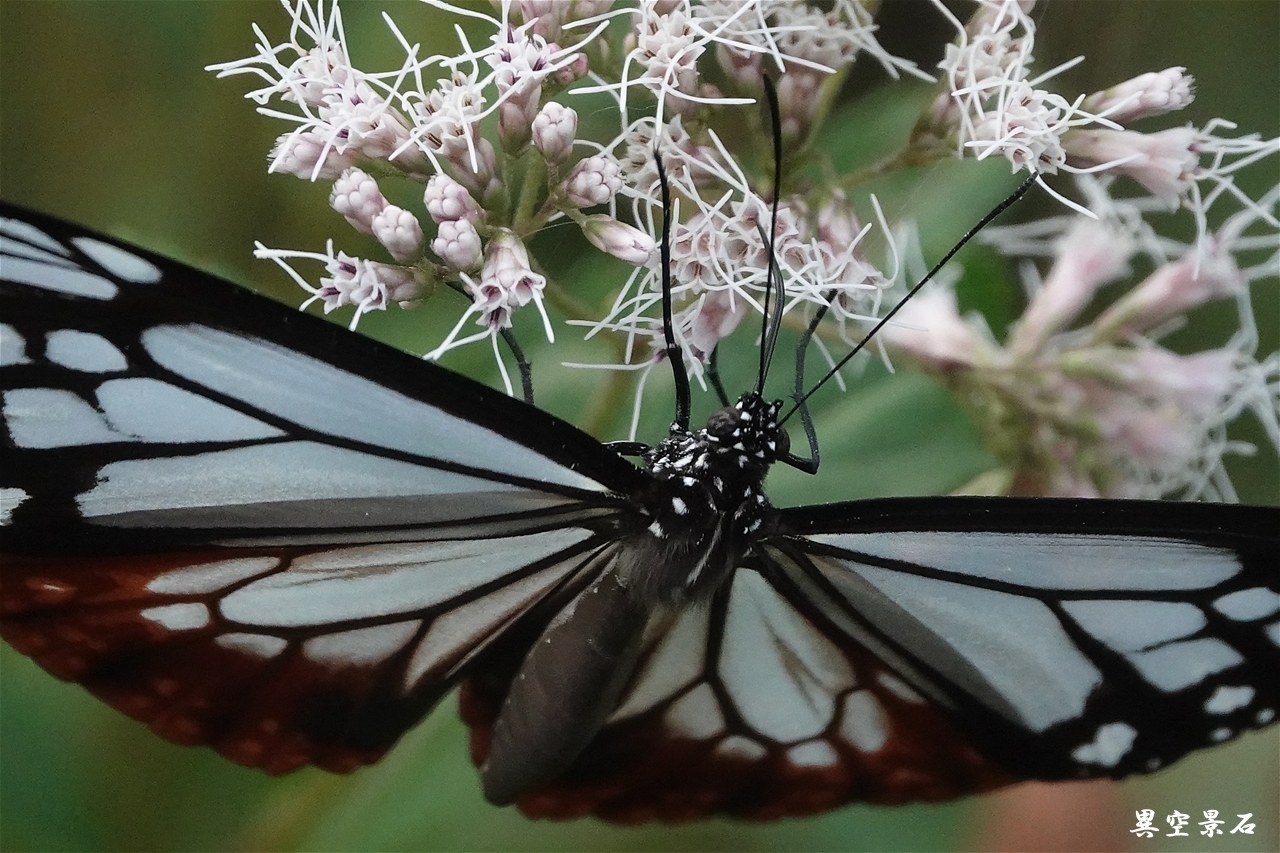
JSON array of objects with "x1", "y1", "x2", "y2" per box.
[{"x1": 1, "y1": 2, "x2": 1276, "y2": 851}]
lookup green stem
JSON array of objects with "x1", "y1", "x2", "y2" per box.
[{"x1": 511, "y1": 153, "x2": 547, "y2": 235}]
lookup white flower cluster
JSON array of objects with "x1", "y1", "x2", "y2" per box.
[
  {"x1": 208, "y1": 0, "x2": 919, "y2": 377},
  {"x1": 584, "y1": 121, "x2": 890, "y2": 387},
  {"x1": 921, "y1": 0, "x2": 1279, "y2": 231},
  {"x1": 885, "y1": 177, "x2": 1279, "y2": 500},
  {"x1": 211, "y1": 0, "x2": 1277, "y2": 499}
]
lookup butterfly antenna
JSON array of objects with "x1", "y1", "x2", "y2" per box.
[
  {"x1": 755, "y1": 74, "x2": 785, "y2": 396},
  {"x1": 782, "y1": 171, "x2": 1037, "y2": 423},
  {"x1": 655, "y1": 149, "x2": 692, "y2": 430}
]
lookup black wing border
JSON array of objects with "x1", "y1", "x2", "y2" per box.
[{"x1": 776, "y1": 496, "x2": 1278, "y2": 547}]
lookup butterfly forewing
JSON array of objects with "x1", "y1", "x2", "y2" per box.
[
  {"x1": 0, "y1": 203, "x2": 645, "y2": 772},
  {"x1": 0, "y1": 204, "x2": 647, "y2": 551}
]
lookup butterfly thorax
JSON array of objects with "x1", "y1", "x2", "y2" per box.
[{"x1": 624, "y1": 393, "x2": 788, "y2": 606}]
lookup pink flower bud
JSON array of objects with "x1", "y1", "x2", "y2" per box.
[
  {"x1": 816, "y1": 191, "x2": 861, "y2": 248},
  {"x1": 330, "y1": 168, "x2": 386, "y2": 234},
  {"x1": 1081, "y1": 68, "x2": 1195, "y2": 124},
  {"x1": 880, "y1": 286, "x2": 983, "y2": 371},
  {"x1": 676, "y1": 291, "x2": 747, "y2": 360},
  {"x1": 563, "y1": 155, "x2": 622, "y2": 208},
  {"x1": 497, "y1": 79, "x2": 541, "y2": 153},
  {"x1": 1010, "y1": 219, "x2": 1132, "y2": 354},
  {"x1": 775, "y1": 71, "x2": 825, "y2": 143},
  {"x1": 1093, "y1": 247, "x2": 1244, "y2": 338},
  {"x1": 269, "y1": 130, "x2": 354, "y2": 180},
  {"x1": 532, "y1": 102, "x2": 578, "y2": 164},
  {"x1": 1074, "y1": 347, "x2": 1240, "y2": 419},
  {"x1": 1063, "y1": 126, "x2": 1199, "y2": 207},
  {"x1": 315, "y1": 254, "x2": 422, "y2": 319},
  {"x1": 432, "y1": 218, "x2": 483, "y2": 270},
  {"x1": 555, "y1": 52, "x2": 589, "y2": 84},
  {"x1": 715, "y1": 42, "x2": 762, "y2": 88},
  {"x1": 452, "y1": 138, "x2": 500, "y2": 202},
  {"x1": 377, "y1": 264, "x2": 427, "y2": 309},
  {"x1": 423, "y1": 174, "x2": 481, "y2": 224},
  {"x1": 371, "y1": 206, "x2": 424, "y2": 262},
  {"x1": 581, "y1": 215, "x2": 654, "y2": 266},
  {"x1": 474, "y1": 230, "x2": 546, "y2": 329}
]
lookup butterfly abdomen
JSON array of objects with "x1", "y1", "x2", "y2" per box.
[{"x1": 481, "y1": 565, "x2": 648, "y2": 805}]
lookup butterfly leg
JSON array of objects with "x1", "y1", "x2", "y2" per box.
[{"x1": 498, "y1": 326, "x2": 535, "y2": 405}]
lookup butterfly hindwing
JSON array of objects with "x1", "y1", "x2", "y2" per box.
[
  {"x1": 461, "y1": 497, "x2": 1276, "y2": 821},
  {"x1": 1, "y1": 535, "x2": 618, "y2": 772},
  {"x1": 0, "y1": 203, "x2": 647, "y2": 771},
  {"x1": 775, "y1": 497, "x2": 1280, "y2": 782},
  {"x1": 461, "y1": 555, "x2": 1013, "y2": 822}
]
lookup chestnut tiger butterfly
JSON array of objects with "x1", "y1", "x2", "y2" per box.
[{"x1": 1, "y1": 143, "x2": 1277, "y2": 820}]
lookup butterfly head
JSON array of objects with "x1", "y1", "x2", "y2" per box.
[{"x1": 702, "y1": 393, "x2": 789, "y2": 474}]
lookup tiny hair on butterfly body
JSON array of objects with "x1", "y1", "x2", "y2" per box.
[{"x1": 1, "y1": 111, "x2": 1278, "y2": 821}]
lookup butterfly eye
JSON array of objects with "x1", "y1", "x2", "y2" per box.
[
  {"x1": 704, "y1": 406, "x2": 739, "y2": 442},
  {"x1": 774, "y1": 426, "x2": 791, "y2": 457}
]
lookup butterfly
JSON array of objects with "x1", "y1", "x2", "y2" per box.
[{"x1": 1, "y1": 197, "x2": 1277, "y2": 823}]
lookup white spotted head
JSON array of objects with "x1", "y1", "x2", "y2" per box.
[{"x1": 702, "y1": 393, "x2": 788, "y2": 472}]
